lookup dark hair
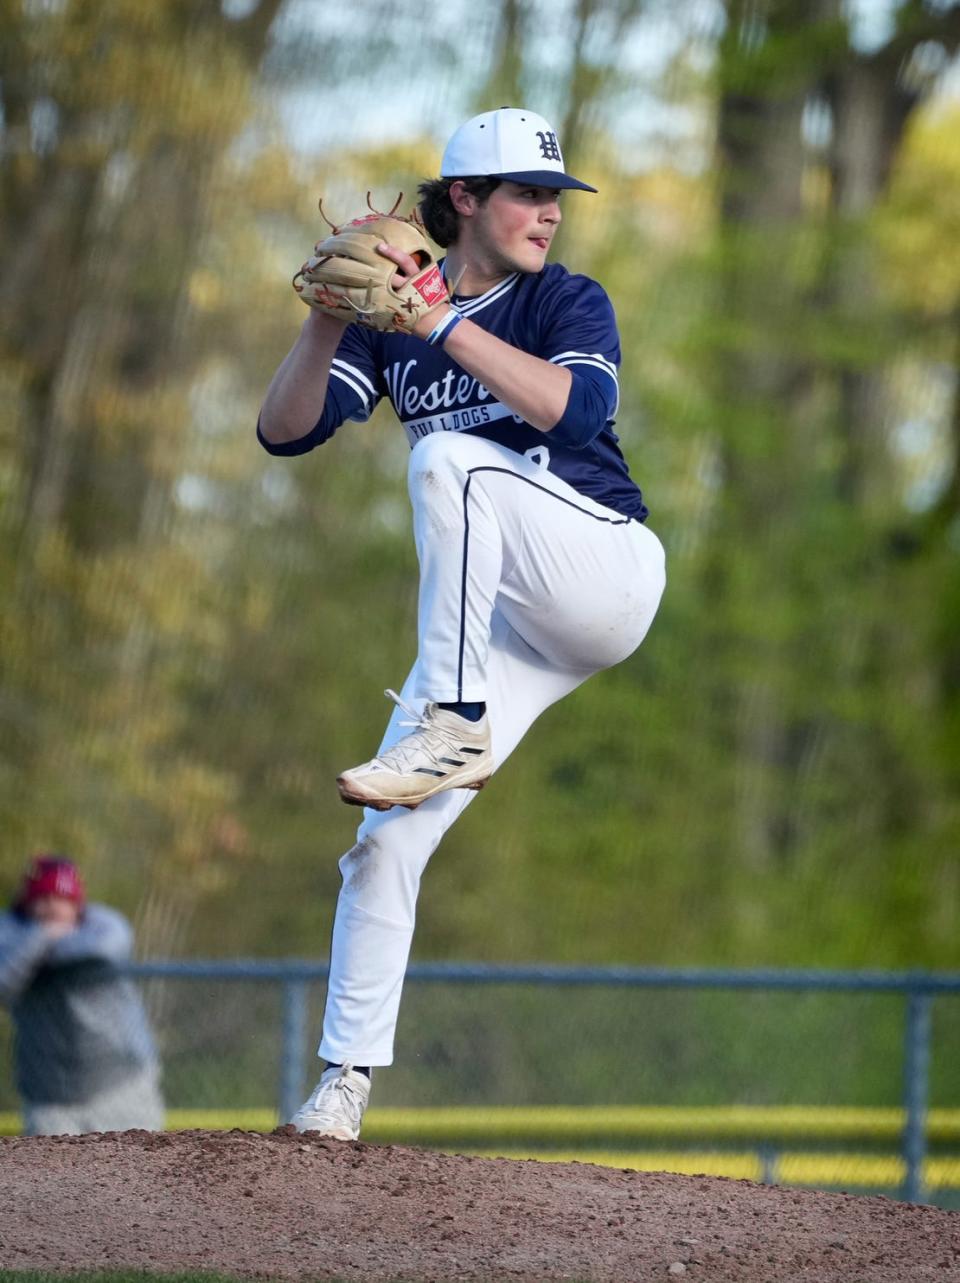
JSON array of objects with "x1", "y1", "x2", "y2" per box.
[{"x1": 417, "y1": 176, "x2": 502, "y2": 247}]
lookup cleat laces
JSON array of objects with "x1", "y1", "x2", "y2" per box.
[
  {"x1": 374, "y1": 689, "x2": 477, "y2": 776},
  {"x1": 306, "y1": 1064, "x2": 367, "y2": 1131}
]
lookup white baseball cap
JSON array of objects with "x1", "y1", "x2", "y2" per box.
[{"x1": 440, "y1": 107, "x2": 597, "y2": 193}]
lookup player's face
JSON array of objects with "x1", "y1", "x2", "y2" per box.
[{"x1": 471, "y1": 182, "x2": 562, "y2": 275}]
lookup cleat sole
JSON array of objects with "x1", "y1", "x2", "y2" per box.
[{"x1": 336, "y1": 774, "x2": 491, "y2": 811}]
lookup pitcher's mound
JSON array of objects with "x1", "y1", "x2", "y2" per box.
[{"x1": 1, "y1": 1127, "x2": 957, "y2": 1281}]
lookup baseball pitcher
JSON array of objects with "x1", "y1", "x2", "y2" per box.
[{"x1": 259, "y1": 108, "x2": 666, "y2": 1138}]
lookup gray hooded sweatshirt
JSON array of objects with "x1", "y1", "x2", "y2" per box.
[{"x1": 0, "y1": 903, "x2": 158, "y2": 1104}]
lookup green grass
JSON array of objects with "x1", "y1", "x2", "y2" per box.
[{"x1": 0, "y1": 1276, "x2": 453, "y2": 1283}]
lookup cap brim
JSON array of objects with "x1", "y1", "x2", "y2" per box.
[
  {"x1": 445, "y1": 169, "x2": 597, "y2": 193},
  {"x1": 496, "y1": 170, "x2": 597, "y2": 193}
]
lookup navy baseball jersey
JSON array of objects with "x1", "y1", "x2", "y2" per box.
[{"x1": 259, "y1": 262, "x2": 648, "y2": 521}]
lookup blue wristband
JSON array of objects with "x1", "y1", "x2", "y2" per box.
[{"x1": 426, "y1": 310, "x2": 463, "y2": 347}]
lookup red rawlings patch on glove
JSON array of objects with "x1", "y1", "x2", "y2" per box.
[{"x1": 412, "y1": 265, "x2": 448, "y2": 308}]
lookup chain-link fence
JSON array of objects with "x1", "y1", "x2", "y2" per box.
[{"x1": 5, "y1": 962, "x2": 955, "y2": 1206}]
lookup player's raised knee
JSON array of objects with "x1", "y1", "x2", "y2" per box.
[{"x1": 406, "y1": 429, "x2": 472, "y2": 496}]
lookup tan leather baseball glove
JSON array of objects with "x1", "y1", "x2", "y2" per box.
[{"x1": 293, "y1": 200, "x2": 448, "y2": 333}]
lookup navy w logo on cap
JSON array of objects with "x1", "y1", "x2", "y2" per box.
[{"x1": 440, "y1": 108, "x2": 597, "y2": 193}]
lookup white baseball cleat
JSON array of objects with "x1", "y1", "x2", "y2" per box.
[
  {"x1": 290, "y1": 1063, "x2": 371, "y2": 1140},
  {"x1": 337, "y1": 689, "x2": 492, "y2": 811}
]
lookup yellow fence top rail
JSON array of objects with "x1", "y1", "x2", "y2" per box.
[
  {"x1": 356, "y1": 1105, "x2": 960, "y2": 1144},
  {"x1": 460, "y1": 1149, "x2": 960, "y2": 1189},
  {"x1": 3, "y1": 1103, "x2": 960, "y2": 1144}
]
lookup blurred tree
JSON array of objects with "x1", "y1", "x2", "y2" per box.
[
  {"x1": 704, "y1": 0, "x2": 960, "y2": 905},
  {"x1": 0, "y1": 0, "x2": 958, "y2": 978},
  {"x1": 0, "y1": 0, "x2": 284, "y2": 932}
]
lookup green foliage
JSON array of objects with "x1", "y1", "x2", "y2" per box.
[{"x1": 1, "y1": 0, "x2": 959, "y2": 994}]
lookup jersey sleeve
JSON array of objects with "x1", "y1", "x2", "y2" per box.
[
  {"x1": 257, "y1": 324, "x2": 387, "y2": 457},
  {"x1": 327, "y1": 324, "x2": 387, "y2": 423},
  {"x1": 537, "y1": 274, "x2": 621, "y2": 449}
]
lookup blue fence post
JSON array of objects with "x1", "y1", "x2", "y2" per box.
[
  {"x1": 902, "y1": 986, "x2": 932, "y2": 1204},
  {"x1": 279, "y1": 978, "x2": 309, "y2": 1124}
]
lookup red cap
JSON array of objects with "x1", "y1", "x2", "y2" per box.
[{"x1": 15, "y1": 855, "x2": 86, "y2": 911}]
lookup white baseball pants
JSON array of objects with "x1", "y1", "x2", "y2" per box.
[{"x1": 319, "y1": 431, "x2": 665, "y2": 1066}]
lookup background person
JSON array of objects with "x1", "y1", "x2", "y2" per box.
[{"x1": 0, "y1": 853, "x2": 164, "y2": 1135}]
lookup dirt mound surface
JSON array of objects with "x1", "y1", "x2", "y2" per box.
[{"x1": 1, "y1": 1127, "x2": 958, "y2": 1281}]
